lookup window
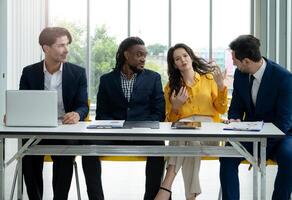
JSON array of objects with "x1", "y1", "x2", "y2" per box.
[
  {"x1": 213, "y1": 0, "x2": 251, "y2": 94},
  {"x1": 48, "y1": 0, "x2": 251, "y2": 103},
  {"x1": 49, "y1": 0, "x2": 87, "y2": 68},
  {"x1": 172, "y1": 0, "x2": 210, "y2": 59},
  {"x1": 131, "y1": 0, "x2": 169, "y2": 86},
  {"x1": 89, "y1": 0, "x2": 127, "y2": 100}
]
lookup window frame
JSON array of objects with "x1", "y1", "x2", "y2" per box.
[{"x1": 47, "y1": 0, "x2": 253, "y2": 107}]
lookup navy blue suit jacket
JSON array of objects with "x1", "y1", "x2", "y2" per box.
[
  {"x1": 96, "y1": 69, "x2": 165, "y2": 121},
  {"x1": 229, "y1": 58, "x2": 292, "y2": 135},
  {"x1": 19, "y1": 61, "x2": 89, "y2": 121}
]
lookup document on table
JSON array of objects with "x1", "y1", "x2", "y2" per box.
[
  {"x1": 87, "y1": 120, "x2": 125, "y2": 129},
  {"x1": 223, "y1": 121, "x2": 264, "y2": 131}
]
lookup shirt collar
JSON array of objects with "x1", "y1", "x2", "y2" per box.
[
  {"x1": 194, "y1": 71, "x2": 201, "y2": 81},
  {"x1": 252, "y1": 58, "x2": 266, "y2": 82},
  {"x1": 183, "y1": 72, "x2": 201, "y2": 87},
  {"x1": 43, "y1": 61, "x2": 63, "y2": 73},
  {"x1": 120, "y1": 71, "x2": 137, "y2": 80}
]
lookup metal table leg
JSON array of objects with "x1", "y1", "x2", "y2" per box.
[
  {"x1": 260, "y1": 138, "x2": 267, "y2": 200},
  {"x1": 253, "y1": 141, "x2": 259, "y2": 200},
  {"x1": 0, "y1": 138, "x2": 5, "y2": 200}
]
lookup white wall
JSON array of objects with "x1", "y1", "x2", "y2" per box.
[
  {"x1": 0, "y1": 0, "x2": 7, "y2": 118},
  {"x1": 7, "y1": 0, "x2": 46, "y2": 90},
  {"x1": 0, "y1": 2, "x2": 8, "y2": 200},
  {"x1": 2, "y1": 1, "x2": 46, "y2": 199}
]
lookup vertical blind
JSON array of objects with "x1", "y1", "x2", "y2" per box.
[
  {"x1": 254, "y1": 0, "x2": 292, "y2": 71},
  {"x1": 0, "y1": 0, "x2": 8, "y2": 117},
  {"x1": 7, "y1": 0, "x2": 46, "y2": 90}
]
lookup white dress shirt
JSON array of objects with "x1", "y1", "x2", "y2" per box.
[
  {"x1": 43, "y1": 63, "x2": 65, "y2": 118},
  {"x1": 251, "y1": 58, "x2": 266, "y2": 105}
]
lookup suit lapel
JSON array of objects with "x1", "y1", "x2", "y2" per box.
[
  {"x1": 112, "y1": 70, "x2": 128, "y2": 103},
  {"x1": 36, "y1": 61, "x2": 45, "y2": 90},
  {"x1": 62, "y1": 63, "x2": 71, "y2": 112},
  {"x1": 255, "y1": 63, "x2": 272, "y2": 112},
  {"x1": 133, "y1": 71, "x2": 144, "y2": 90},
  {"x1": 130, "y1": 70, "x2": 146, "y2": 103}
]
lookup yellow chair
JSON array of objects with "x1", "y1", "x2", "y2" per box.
[
  {"x1": 73, "y1": 104, "x2": 147, "y2": 196},
  {"x1": 84, "y1": 108, "x2": 147, "y2": 170},
  {"x1": 216, "y1": 158, "x2": 280, "y2": 200},
  {"x1": 84, "y1": 102, "x2": 147, "y2": 162},
  {"x1": 42, "y1": 155, "x2": 81, "y2": 200},
  {"x1": 100, "y1": 156, "x2": 146, "y2": 161},
  {"x1": 72, "y1": 156, "x2": 146, "y2": 199},
  {"x1": 43, "y1": 155, "x2": 53, "y2": 162},
  {"x1": 40, "y1": 100, "x2": 93, "y2": 200}
]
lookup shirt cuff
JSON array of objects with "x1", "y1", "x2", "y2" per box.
[{"x1": 167, "y1": 110, "x2": 181, "y2": 122}]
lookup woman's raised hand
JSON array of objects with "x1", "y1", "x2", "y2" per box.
[
  {"x1": 211, "y1": 62, "x2": 227, "y2": 91},
  {"x1": 170, "y1": 86, "x2": 189, "y2": 112}
]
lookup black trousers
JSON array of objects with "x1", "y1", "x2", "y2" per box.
[
  {"x1": 82, "y1": 140, "x2": 165, "y2": 200},
  {"x1": 22, "y1": 139, "x2": 78, "y2": 200}
]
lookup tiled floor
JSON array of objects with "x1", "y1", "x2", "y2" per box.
[{"x1": 19, "y1": 157, "x2": 277, "y2": 200}]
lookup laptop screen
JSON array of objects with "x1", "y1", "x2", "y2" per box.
[{"x1": 5, "y1": 90, "x2": 58, "y2": 127}]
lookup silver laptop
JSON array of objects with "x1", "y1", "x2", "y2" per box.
[{"x1": 5, "y1": 90, "x2": 58, "y2": 127}]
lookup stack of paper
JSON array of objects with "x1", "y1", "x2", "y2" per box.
[
  {"x1": 87, "y1": 120, "x2": 125, "y2": 129},
  {"x1": 223, "y1": 121, "x2": 264, "y2": 131}
]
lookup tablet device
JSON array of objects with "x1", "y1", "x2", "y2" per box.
[
  {"x1": 171, "y1": 121, "x2": 201, "y2": 129},
  {"x1": 123, "y1": 121, "x2": 160, "y2": 129}
]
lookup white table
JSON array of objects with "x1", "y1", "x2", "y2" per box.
[{"x1": 0, "y1": 122, "x2": 284, "y2": 200}]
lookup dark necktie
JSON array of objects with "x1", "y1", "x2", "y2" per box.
[{"x1": 249, "y1": 75, "x2": 255, "y2": 108}]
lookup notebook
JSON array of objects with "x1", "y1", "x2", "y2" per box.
[
  {"x1": 5, "y1": 90, "x2": 58, "y2": 127},
  {"x1": 171, "y1": 121, "x2": 202, "y2": 129}
]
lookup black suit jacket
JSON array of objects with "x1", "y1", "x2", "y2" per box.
[
  {"x1": 96, "y1": 69, "x2": 165, "y2": 121},
  {"x1": 229, "y1": 57, "x2": 292, "y2": 135},
  {"x1": 19, "y1": 60, "x2": 89, "y2": 120}
]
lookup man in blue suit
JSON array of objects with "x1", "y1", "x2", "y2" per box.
[
  {"x1": 20, "y1": 27, "x2": 88, "y2": 200},
  {"x1": 82, "y1": 37, "x2": 165, "y2": 200},
  {"x1": 220, "y1": 35, "x2": 292, "y2": 200}
]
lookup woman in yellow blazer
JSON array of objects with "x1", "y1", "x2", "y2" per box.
[{"x1": 155, "y1": 43, "x2": 228, "y2": 200}]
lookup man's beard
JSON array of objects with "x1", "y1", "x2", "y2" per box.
[{"x1": 129, "y1": 64, "x2": 143, "y2": 73}]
